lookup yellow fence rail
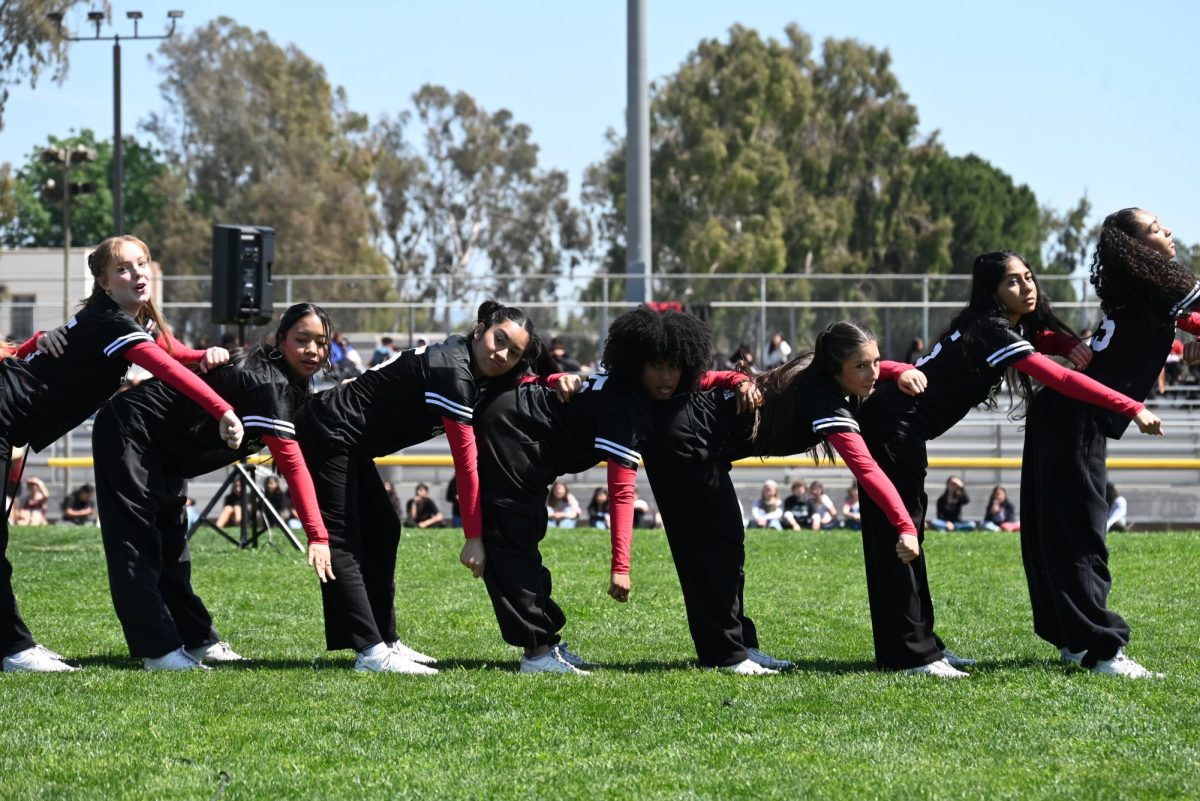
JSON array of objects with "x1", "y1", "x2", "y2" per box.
[{"x1": 45, "y1": 455, "x2": 1200, "y2": 470}]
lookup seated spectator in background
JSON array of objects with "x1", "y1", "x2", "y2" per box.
[
  {"x1": 1106, "y1": 482, "x2": 1128, "y2": 532},
  {"x1": 726, "y1": 343, "x2": 757, "y2": 374},
  {"x1": 982, "y1": 485, "x2": 1019, "y2": 532},
  {"x1": 1165, "y1": 339, "x2": 1185, "y2": 385},
  {"x1": 184, "y1": 497, "x2": 200, "y2": 529},
  {"x1": 370, "y1": 336, "x2": 397, "y2": 368},
  {"x1": 546, "y1": 480, "x2": 581, "y2": 529},
  {"x1": 11, "y1": 476, "x2": 50, "y2": 526},
  {"x1": 631, "y1": 488, "x2": 659, "y2": 529},
  {"x1": 763, "y1": 331, "x2": 792, "y2": 369},
  {"x1": 330, "y1": 332, "x2": 363, "y2": 379},
  {"x1": 587, "y1": 487, "x2": 610, "y2": 530},
  {"x1": 260, "y1": 475, "x2": 292, "y2": 529},
  {"x1": 841, "y1": 483, "x2": 861, "y2": 531},
  {"x1": 445, "y1": 476, "x2": 462, "y2": 527},
  {"x1": 383, "y1": 481, "x2": 402, "y2": 519},
  {"x1": 61, "y1": 483, "x2": 97, "y2": 526},
  {"x1": 748, "y1": 479, "x2": 783, "y2": 530},
  {"x1": 406, "y1": 483, "x2": 445, "y2": 529},
  {"x1": 929, "y1": 476, "x2": 976, "y2": 531},
  {"x1": 903, "y1": 337, "x2": 926, "y2": 365},
  {"x1": 808, "y1": 480, "x2": 838, "y2": 530},
  {"x1": 549, "y1": 337, "x2": 582, "y2": 372},
  {"x1": 215, "y1": 476, "x2": 244, "y2": 530},
  {"x1": 782, "y1": 480, "x2": 812, "y2": 530}
]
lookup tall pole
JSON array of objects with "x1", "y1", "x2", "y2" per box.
[
  {"x1": 62, "y1": 163, "x2": 73, "y2": 488},
  {"x1": 47, "y1": 11, "x2": 181, "y2": 236},
  {"x1": 625, "y1": 0, "x2": 651, "y2": 303},
  {"x1": 113, "y1": 37, "x2": 123, "y2": 234}
]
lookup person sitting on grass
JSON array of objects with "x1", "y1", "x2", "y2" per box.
[
  {"x1": 405, "y1": 483, "x2": 445, "y2": 529},
  {"x1": 808, "y1": 480, "x2": 838, "y2": 530},
  {"x1": 748, "y1": 480, "x2": 784, "y2": 530},
  {"x1": 61, "y1": 484, "x2": 97, "y2": 526},
  {"x1": 546, "y1": 480, "x2": 581, "y2": 529},
  {"x1": 842, "y1": 484, "x2": 862, "y2": 531},
  {"x1": 587, "y1": 488, "x2": 610, "y2": 530},
  {"x1": 782, "y1": 480, "x2": 812, "y2": 530},
  {"x1": 929, "y1": 476, "x2": 976, "y2": 531}
]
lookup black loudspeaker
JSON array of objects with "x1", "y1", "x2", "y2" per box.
[{"x1": 212, "y1": 224, "x2": 275, "y2": 325}]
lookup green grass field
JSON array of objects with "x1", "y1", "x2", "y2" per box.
[{"x1": 1, "y1": 523, "x2": 1198, "y2": 800}]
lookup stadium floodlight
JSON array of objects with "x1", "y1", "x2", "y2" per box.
[{"x1": 44, "y1": 9, "x2": 183, "y2": 234}]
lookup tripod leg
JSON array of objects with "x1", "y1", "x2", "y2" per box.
[
  {"x1": 187, "y1": 470, "x2": 242, "y2": 547},
  {"x1": 240, "y1": 466, "x2": 305, "y2": 553}
]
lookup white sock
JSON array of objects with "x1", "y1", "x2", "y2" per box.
[{"x1": 360, "y1": 642, "x2": 388, "y2": 659}]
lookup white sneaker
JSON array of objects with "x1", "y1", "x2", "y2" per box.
[
  {"x1": 1059, "y1": 647, "x2": 1085, "y2": 665},
  {"x1": 552, "y1": 642, "x2": 597, "y2": 670},
  {"x1": 942, "y1": 648, "x2": 977, "y2": 668},
  {"x1": 354, "y1": 648, "x2": 438, "y2": 675},
  {"x1": 520, "y1": 650, "x2": 589, "y2": 675},
  {"x1": 144, "y1": 647, "x2": 210, "y2": 671},
  {"x1": 187, "y1": 642, "x2": 246, "y2": 663},
  {"x1": 1090, "y1": 649, "x2": 1164, "y2": 679},
  {"x1": 746, "y1": 647, "x2": 794, "y2": 671},
  {"x1": 904, "y1": 658, "x2": 969, "y2": 679},
  {"x1": 2, "y1": 644, "x2": 79, "y2": 673},
  {"x1": 389, "y1": 640, "x2": 436, "y2": 665},
  {"x1": 722, "y1": 658, "x2": 779, "y2": 675}
]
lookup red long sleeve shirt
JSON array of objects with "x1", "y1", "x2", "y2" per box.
[
  {"x1": 1014, "y1": 352, "x2": 1143, "y2": 418},
  {"x1": 607, "y1": 460, "x2": 637, "y2": 574},
  {"x1": 262, "y1": 434, "x2": 329, "y2": 545},
  {"x1": 444, "y1": 417, "x2": 482, "y2": 539},
  {"x1": 123, "y1": 342, "x2": 233, "y2": 421},
  {"x1": 826, "y1": 431, "x2": 917, "y2": 538}
]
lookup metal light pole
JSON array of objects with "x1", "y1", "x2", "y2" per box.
[
  {"x1": 626, "y1": 0, "x2": 651, "y2": 303},
  {"x1": 47, "y1": 10, "x2": 183, "y2": 235},
  {"x1": 41, "y1": 145, "x2": 97, "y2": 490}
]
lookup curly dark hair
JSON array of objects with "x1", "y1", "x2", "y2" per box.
[
  {"x1": 1090, "y1": 208, "x2": 1197, "y2": 326},
  {"x1": 600, "y1": 307, "x2": 712, "y2": 394}
]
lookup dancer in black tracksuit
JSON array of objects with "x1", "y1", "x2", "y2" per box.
[
  {"x1": 644, "y1": 317, "x2": 926, "y2": 674},
  {"x1": 1, "y1": 235, "x2": 242, "y2": 674},
  {"x1": 1022, "y1": 209, "x2": 1195, "y2": 677},
  {"x1": 857, "y1": 250, "x2": 1159, "y2": 675},
  {"x1": 472, "y1": 307, "x2": 676, "y2": 673},
  {"x1": 296, "y1": 301, "x2": 543, "y2": 673},
  {"x1": 92, "y1": 303, "x2": 336, "y2": 669}
]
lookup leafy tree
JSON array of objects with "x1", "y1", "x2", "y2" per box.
[
  {"x1": 373, "y1": 86, "x2": 591, "y2": 309},
  {"x1": 0, "y1": 128, "x2": 167, "y2": 248},
  {"x1": 143, "y1": 17, "x2": 390, "y2": 334},
  {"x1": 0, "y1": 1, "x2": 103, "y2": 131},
  {"x1": 912, "y1": 152, "x2": 1046, "y2": 274}
]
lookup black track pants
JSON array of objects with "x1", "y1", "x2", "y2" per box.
[
  {"x1": 856, "y1": 414, "x2": 945, "y2": 670},
  {"x1": 302, "y1": 438, "x2": 401, "y2": 652},
  {"x1": 0, "y1": 423, "x2": 36, "y2": 658},
  {"x1": 93, "y1": 408, "x2": 220, "y2": 658},
  {"x1": 481, "y1": 500, "x2": 565, "y2": 651},
  {"x1": 1020, "y1": 390, "x2": 1129, "y2": 666},
  {"x1": 646, "y1": 459, "x2": 757, "y2": 667}
]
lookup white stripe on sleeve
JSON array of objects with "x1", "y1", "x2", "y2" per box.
[
  {"x1": 985, "y1": 340, "x2": 1034, "y2": 367},
  {"x1": 425, "y1": 391, "x2": 473, "y2": 418},
  {"x1": 103, "y1": 331, "x2": 154, "y2": 357},
  {"x1": 596, "y1": 437, "x2": 642, "y2": 464}
]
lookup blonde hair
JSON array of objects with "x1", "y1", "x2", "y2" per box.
[{"x1": 84, "y1": 235, "x2": 173, "y2": 356}]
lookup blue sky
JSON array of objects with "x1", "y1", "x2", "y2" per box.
[{"x1": 3, "y1": 1, "x2": 1198, "y2": 248}]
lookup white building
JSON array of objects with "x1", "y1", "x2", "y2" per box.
[{"x1": 0, "y1": 247, "x2": 163, "y2": 339}]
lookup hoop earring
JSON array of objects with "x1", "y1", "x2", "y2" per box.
[{"x1": 268, "y1": 347, "x2": 283, "y2": 361}]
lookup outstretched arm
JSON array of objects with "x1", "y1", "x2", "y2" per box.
[
  {"x1": 263, "y1": 435, "x2": 334, "y2": 583},
  {"x1": 826, "y1": 431, "x2": 920, "y2": 563}
]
